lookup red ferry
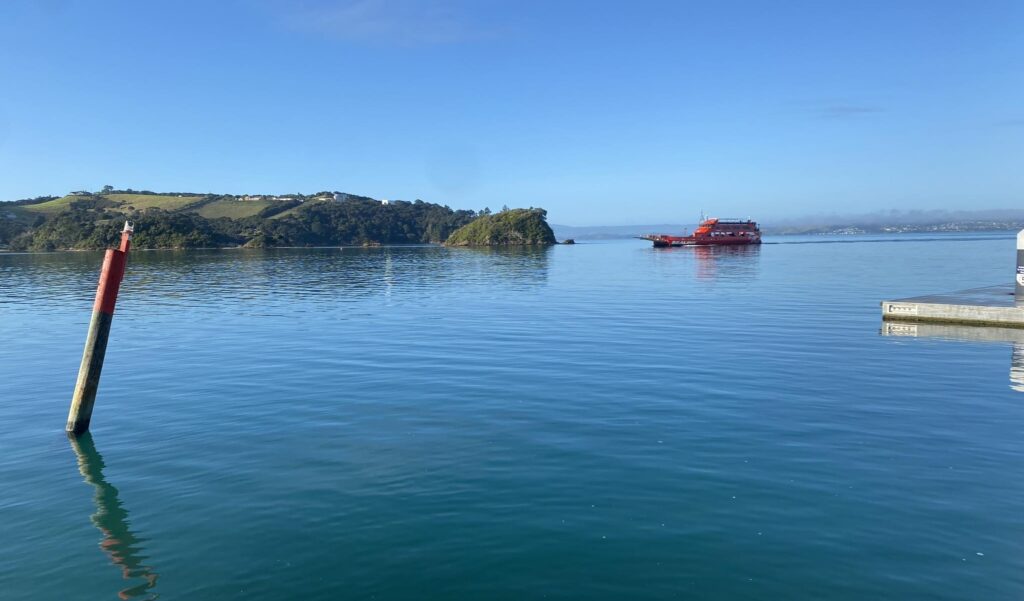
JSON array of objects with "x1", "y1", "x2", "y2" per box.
[{"x1": 641, "y1": 217, "x2": 762, "y2": 247}]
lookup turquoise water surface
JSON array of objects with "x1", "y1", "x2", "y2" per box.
[{"x1": 1, "y1": 234, "x2": 1022, "y2": 600}]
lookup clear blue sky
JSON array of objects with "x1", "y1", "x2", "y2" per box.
[{"x1": 0, "y1": 0, "x2": 1021, "y2": 225}]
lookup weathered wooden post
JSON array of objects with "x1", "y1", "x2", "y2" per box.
[
  {"x1": 1016, "y1": 229, "x2": 1024, "y2": 302},
  {"x1": 66, "y1": 221, "x2": 133, "y2": 435}
]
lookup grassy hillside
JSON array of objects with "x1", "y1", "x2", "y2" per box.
[
  {"x1": 194, "y1": 198, "x2": 273, "y2": 219},
  {"x1": 16, "y1": 192, "x2": 275, "y2": 220},
  {"x1": 270, "y1": 197, "x2": 329, "y2": 220},
  {"x1": 105, "y1": 193, "x2": 204, "y2": 211},
  {"x1": 20, "y1": 193, "x2": 205, "y2": 215},
  {"x1": 19, "y1": 195, "x2": 91, "y2": 214},
  {"x1": 445, "y1": 208, "x2": 556, "y2": 246}
]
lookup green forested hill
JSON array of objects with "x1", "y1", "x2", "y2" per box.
[
  {"x1": 445, "y1": 208, "x2": 557, "y2": 246},
  {"x1": 0, "y1": 190, "x2": 488, "y2": 250}
]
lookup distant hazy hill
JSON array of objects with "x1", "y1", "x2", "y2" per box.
[
  {"x1": 554, "y1": 209, "x2": 1024, "y2": 239},
  {"x1": 550, "y1": 224, "x2": 690, "y2": 240},
  {"x1": 762, "y1": 209, "x2": 1024, "y2": 235}
]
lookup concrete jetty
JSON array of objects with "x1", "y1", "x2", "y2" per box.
[
  {"x1": 881, "y1": 285, "x2": 1024, "y2": 328},
  {"x1": 882, "y1": 230, "x2": 1024, "y2": 328}
]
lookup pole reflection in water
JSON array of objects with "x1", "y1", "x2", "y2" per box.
[{"x1": 69, "y1": 433, "x2": 159, "y2": 600}]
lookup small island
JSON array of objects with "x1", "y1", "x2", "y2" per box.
[{"x1": 445, "y1": 208, "x2": 557, "y2": 247}]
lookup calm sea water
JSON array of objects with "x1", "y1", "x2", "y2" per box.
[{"x1": 2, "y1": 234, "x2": 1022, "y2": 600}]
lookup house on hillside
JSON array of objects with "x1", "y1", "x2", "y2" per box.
[{"x1": 380, "y1": 199, "x2": 390, "y2": 205}]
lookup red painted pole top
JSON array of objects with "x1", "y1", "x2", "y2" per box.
[{"x1": 93, "y1": 222, "x2": 134, "y2": 316}]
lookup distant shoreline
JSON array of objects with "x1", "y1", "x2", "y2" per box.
[
  {"x1": 766, "y1": 224, "x2": 1024, "y2": 236},
  {"x1": 2, "y1": 229, "x2": 1018, "y2": 254},
  {"x1": 551, "y1": 226, "x2": 1023, "y2": 242}
]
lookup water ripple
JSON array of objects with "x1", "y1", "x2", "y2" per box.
[{"x1": 1, "y1": 236, "x2": 1022, "y2": 600}]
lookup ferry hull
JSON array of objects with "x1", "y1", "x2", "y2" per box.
[
  {"x1": 642, "y1": 217, "x2": 762, "y2": 248},
  {"x1": 648, "y1": 237, "x2": 761, "y2": 248}
]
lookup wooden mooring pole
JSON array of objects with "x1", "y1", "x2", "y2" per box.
[{"x1": 66, "y1": 221, "x2": 134, "y2": 435}]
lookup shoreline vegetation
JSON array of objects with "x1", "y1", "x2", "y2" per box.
[{"x1": 0, "y1": 188, "x2": 556, "y2": 251}]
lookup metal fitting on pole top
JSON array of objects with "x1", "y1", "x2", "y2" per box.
[{"x1": 118, "y1": 221, "x2": 134, "y2": 253}]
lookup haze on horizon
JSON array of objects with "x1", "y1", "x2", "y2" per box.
[{"x1": 0, "y1": 0, "x2": 1021, "y2": 226}]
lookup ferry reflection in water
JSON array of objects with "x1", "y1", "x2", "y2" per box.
[
  {"x1": 882, "y1": 322, "x2": 1024, "y2": 393},
  {"x1": 692, "y1": 244, "x2": 762, "y2": 282},
  {"x1": 69, "y1": 433, "x2": 159, "y2": 600}
]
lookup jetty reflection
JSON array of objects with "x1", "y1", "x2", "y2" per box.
[
  {"x1": 69, "y1": 433, "x2": 159, "y2": 600},
  {"x1": 881, "y1": 322, "x2": 1024, "y2": 393}
]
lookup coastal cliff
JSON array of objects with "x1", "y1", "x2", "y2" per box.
[{"x1": 444, "y1": 209, "x2": 556, "y2": 247}]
